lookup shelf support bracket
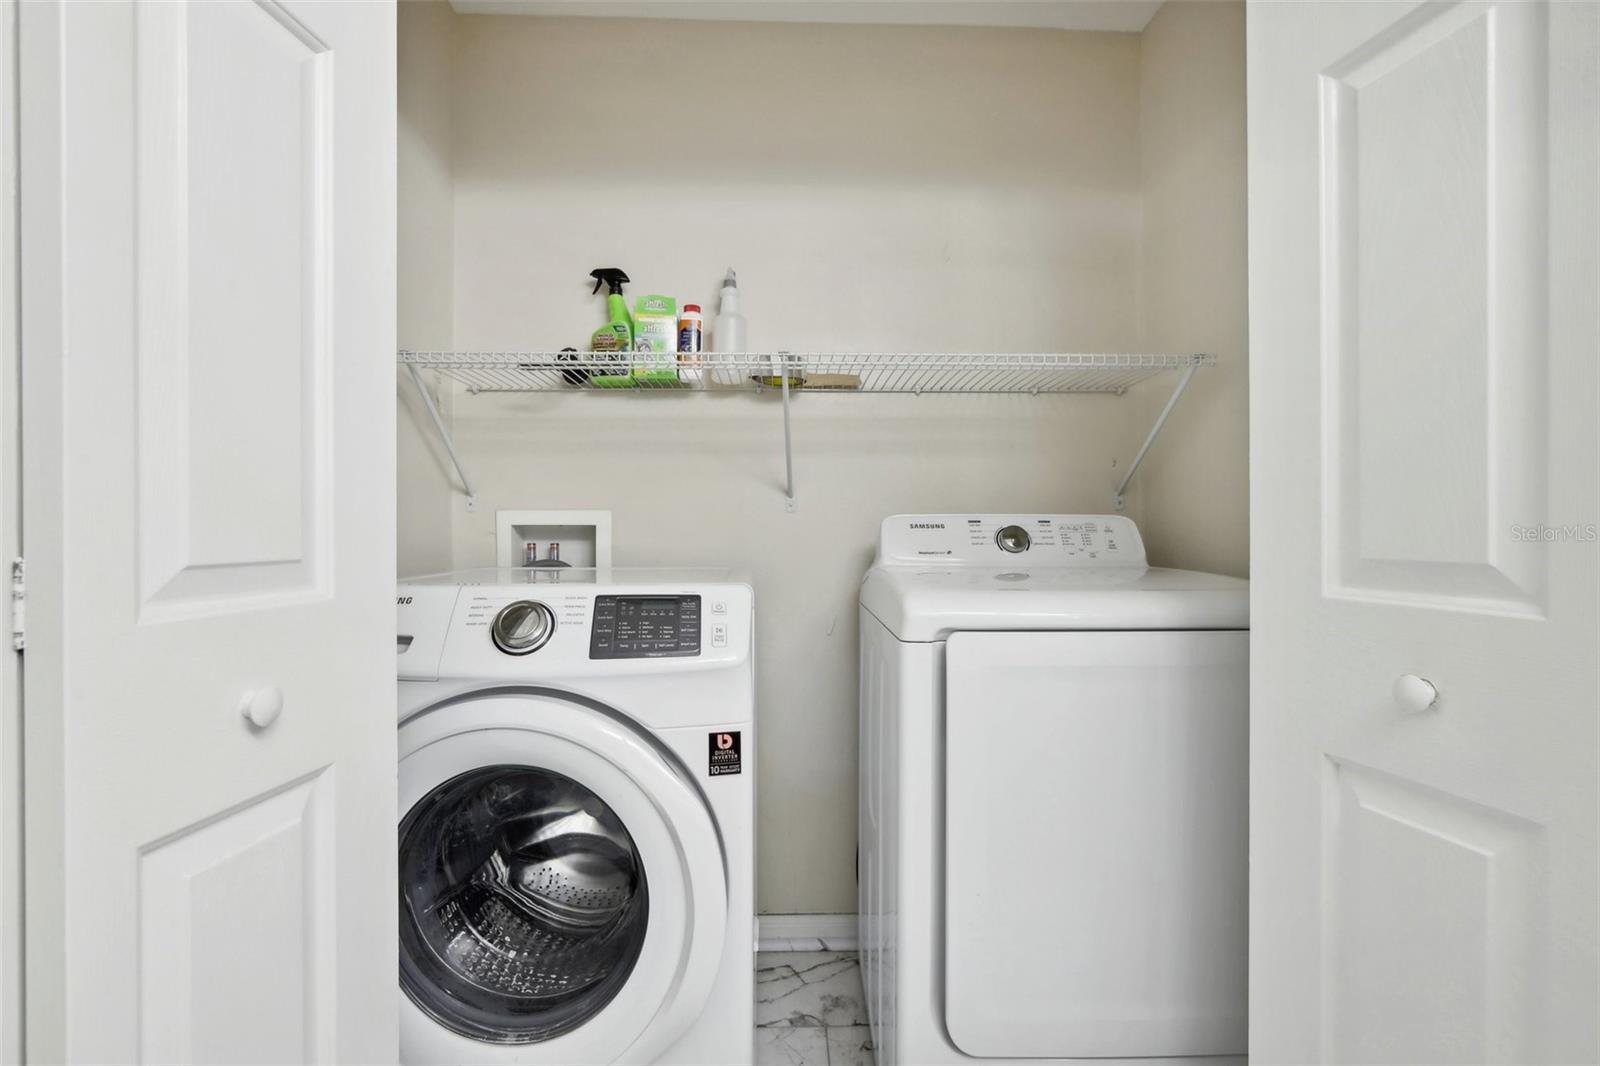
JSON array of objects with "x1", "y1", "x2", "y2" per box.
[
  {"x1": 406, "y1": 362, "x2": 477, "y2": 512},
  {"x1": 1113, "y1": 361, "x2": 1198, "y2": 511},
  {"x1": 779, "y1": 355, "x2": 797, "y2": 512}
]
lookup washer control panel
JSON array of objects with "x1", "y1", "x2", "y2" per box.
[
  {"x1": 590, "y1": 595, "x2": 702, "y2": 659},
  {"x1": 410, "y1": 576, "x2": 751, "y2": 679}
]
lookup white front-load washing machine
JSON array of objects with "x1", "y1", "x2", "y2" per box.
[
  {"x1": 858, "y1": 516, "x2": 1248, "y2": 1066},
  {"x1": 397, "y1": 569, "x2": 754, "y2": 1065}
]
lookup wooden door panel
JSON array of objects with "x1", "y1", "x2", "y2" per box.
[
  {"x1": 1325, "y1": 761, "x2": 1543, "y2": 1065},
  {"x1": 20, "y1": 0, "x2": 396, "y2": 1059},
  {"x1": 139, "y1": 771, "x2": 335, "y2": 1065},
  {"x1": 136, "y1": 0, "x2": 333, "y2": 620},
  {"x1": 1249, "y1": 0, "x2": 1597, "y2": 1061},
  {"x1": 1321, "y1": 0, "x2": 1549, "y2": 616}
]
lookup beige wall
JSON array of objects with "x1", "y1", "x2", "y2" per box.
[
  {"x1": 396, "y1": 5, "x2": 1248, "y2": 914},
  {"x1": 1130, "y1": 0, "x2": 1248, "y2": 577},
  {"x1": 398, "y1": 0, "x2": 458, "y2": 578}
]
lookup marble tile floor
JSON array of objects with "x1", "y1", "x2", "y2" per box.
[
  {"x1": 755, "y1": 951, "x2": 875, "y2": 1066},
  {"x1": 759, "y1": 937, "x2": 861, "y2": 953}
]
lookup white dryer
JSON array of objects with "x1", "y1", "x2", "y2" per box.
[
  {"x1": 397, "y1": 569, "x2": 754, "y2": 1065},
  {"x1": 858, "y1": 516, "x2": 1248, "y2": 1066}
]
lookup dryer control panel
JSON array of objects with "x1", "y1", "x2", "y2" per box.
[{"x1": 876, "y1": 514, "x2": 1147, "y2": 567}]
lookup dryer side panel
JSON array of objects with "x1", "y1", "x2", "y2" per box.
[
  {"x1": 943, "y1": 630, "x2": 1248, "y2": 1059},
  {"x1": 856, "y1": 608, "x2": 897, "y2": 1062},
  {"x1": 857, "y1": 609, "x2": 948, "y2": 1066}
]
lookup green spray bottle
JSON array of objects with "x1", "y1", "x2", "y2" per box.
[{"x1": 588, "y1": 268, "x2": 635, "y2": 388}]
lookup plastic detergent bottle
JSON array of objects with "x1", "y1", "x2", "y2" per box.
[
  {"x1": 678, "y1": 304, "x2": 704, "y2": 354},
  {"x1": 678, "y1": 303, "x2": 706, "y2": 384},
  {"x1": 710, "y1": 268, "x2": 746, "y2": 354}
]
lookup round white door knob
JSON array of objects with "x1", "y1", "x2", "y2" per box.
[
  {"x1": 1393, "y1": 674, "x2": 1438, "y2": 713},
  {"x1": 240, "y1": 686, "x2": 284, "y2": 729}
]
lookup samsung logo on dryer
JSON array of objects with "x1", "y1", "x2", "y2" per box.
[{"x1": 908, "y1": 522, "x2": 946, "y2": 530}]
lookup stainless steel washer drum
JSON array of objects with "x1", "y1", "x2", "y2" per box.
[{"x1": 398, "y1": 765, "x2": 649, "y2": 1044}]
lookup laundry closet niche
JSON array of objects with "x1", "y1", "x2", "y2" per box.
[{"x1": 396, "y1": 0, "x2": 1247, "y2": 918}]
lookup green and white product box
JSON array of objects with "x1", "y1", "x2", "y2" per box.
[{"x1": 632, "y1": 294, "x2": 678, "y2": 383}]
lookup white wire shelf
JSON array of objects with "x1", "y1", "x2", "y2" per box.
[
  {"x1": 398, "y1": 351, "x2": 1214, "y2": 395},
  {"x1": 399, "y1": 349, "x2": 1214, "y2": 514}
]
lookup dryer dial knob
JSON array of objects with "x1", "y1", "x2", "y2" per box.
[
  {"x1": 491, "y1": 600, "x2": 557, "y2": 655},
  {"x1": 995, "y1": 525, "x2": 1032, "y2": 553}
]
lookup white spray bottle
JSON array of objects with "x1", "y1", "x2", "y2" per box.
[{"x1": 710, "y1": 268, "x2": 747, "y2": 355}]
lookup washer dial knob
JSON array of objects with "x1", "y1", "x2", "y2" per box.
[
  {"x1": 995, "y1": 525, "x2": 1032, "y2": 553},
  {"x1": 491, "y1": 600, "x2": 557, "y2": 655}
]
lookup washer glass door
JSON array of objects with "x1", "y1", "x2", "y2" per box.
[
  {"x1": 399, "y1": 764, "x2": 649, "y2": 1044},
  {"x1": 397, "y1": 695, "x2": 728, "y2": 1064}
]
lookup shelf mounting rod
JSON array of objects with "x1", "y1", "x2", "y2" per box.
[
  {"x1": 406, "y1": 362, "x2": 478, "y2": 511},
  {"x1": 1113, "y1": 360, "x2": 1199, "y2": 511},
  {"x1": 779, "y1": 354, "x2": 797, "y2": 512}
]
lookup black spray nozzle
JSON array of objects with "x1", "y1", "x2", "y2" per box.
[{"x1": 590, "y1": 268, "x2": 630, "y2": 295}]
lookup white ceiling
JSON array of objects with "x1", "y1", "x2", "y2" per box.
[{"x1": 446, "y1": 0, "x2": 1165, "y2": 33}]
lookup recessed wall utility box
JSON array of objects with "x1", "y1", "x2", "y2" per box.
[{"x1": 495, "y1": 510, "x2": 613, "y2": 569}]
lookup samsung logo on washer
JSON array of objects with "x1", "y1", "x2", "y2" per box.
[{"x1": 909, "y1": 522, "x2": 946, "y2": 530}]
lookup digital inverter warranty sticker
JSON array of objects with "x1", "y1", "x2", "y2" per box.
[{"x1": 708, "y1": 731, "x2": 742, "y2": 776}]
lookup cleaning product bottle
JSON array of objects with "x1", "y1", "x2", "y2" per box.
[
  {"x1": 589, "y1": 268, "x2": 633, "y2": 350},
  {"x1": 710, "y1": 268, "x2": 746, "y2": 355},
  {"x1": 588, "y1": 268, "x2": 634, "y2": 388},
  {"x1": 678, "y1": 304, "x2": 704, "y2": 354},
  {"x1": 678, "y1": 303, "x2": 705, "y2": 385}
]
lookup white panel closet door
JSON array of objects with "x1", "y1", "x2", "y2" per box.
[
  {"x1": 19, "y1": 1, "x2": 397, "y2": 1062},
  {"x1": 1248, "y1": 2, "x2": 1597, "y2": 1063}
]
